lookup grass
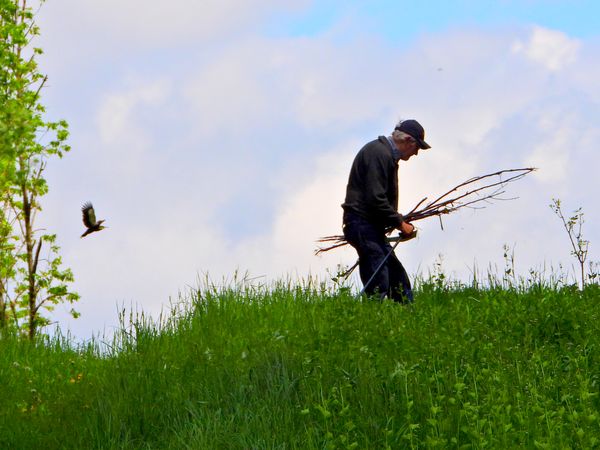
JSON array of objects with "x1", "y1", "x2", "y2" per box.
[{"x1": 1, "y1": 276, "x2": 600, "y2": 449}]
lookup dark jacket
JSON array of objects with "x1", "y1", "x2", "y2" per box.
[{"x1": 342, "y1": 136, "x2": 403, "y2": 229}]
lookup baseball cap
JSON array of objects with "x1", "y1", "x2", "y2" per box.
[{"x1": 395, "y1": 119, "x2": 431, "y2": 149}]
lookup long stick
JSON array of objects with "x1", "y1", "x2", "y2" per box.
[{"x1": 360, "y1": 238, "x2": 403, "y2": 295}]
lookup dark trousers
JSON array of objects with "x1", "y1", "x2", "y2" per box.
[{"x1": 343, "y1": 212, "x2": 413, "y2": 303}]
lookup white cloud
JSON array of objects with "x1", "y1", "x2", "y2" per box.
[
  {"x1": 523, "y1": 109, "x2": 573, "y2": 183},
  {"x1": 230, "y1": 140, "x2": 359, "y2": 277},
  {"x1": 512, "y1": 25, "x2": 580, "y2": 71},
  {"x1": 38, "y1": 0, "x2": 309, "y2": 47},
  {"x1": 97, "y1": 80, "x2": 171, "y2": 144}
]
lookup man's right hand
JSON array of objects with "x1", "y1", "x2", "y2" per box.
[{"x1": 399, "y1": 221, "x2": 415, "y2": 235}]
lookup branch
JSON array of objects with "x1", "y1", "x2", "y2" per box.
[
  {"x1": 315, "y1": 168, "x2": 536, "y2": 255},
  {"x1": 31, "y1": 75, "x2": 48, "y2": 106},
  {"x1": 24, "y1": 0, "x2": 44, "y2": 40},
  {"x1": 32, "y1": 293, "x2": 59, "y2": 317},
  {"x1": 9, "y1": 300, "x2": 19, "y2": 325},
  {"x1": 32, "y1": 239, "x2": 42, "y2": 276}
]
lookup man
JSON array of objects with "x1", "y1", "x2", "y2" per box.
[{"x1": 341, "y1": 119, "x2": 431, "y2": 302}]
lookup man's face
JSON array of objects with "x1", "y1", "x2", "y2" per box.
[{"x1": 398, "y1": 137, "x2": 420, "y2": 161}]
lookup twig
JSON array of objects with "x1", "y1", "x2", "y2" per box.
[{"x1": 315, "y1": 167, "x2": 535, "y2": 255}]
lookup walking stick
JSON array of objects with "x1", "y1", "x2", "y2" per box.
[{"x1": 359, "y1": 236, "x2": 404, "y2": 296}]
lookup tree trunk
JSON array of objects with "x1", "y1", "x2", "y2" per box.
[
  {"x1": 0, "y1": 280, "x2": 6, "y2": 330},
  {"x1": 22, "y1": 183, "x2": 37, "y2": 340}
]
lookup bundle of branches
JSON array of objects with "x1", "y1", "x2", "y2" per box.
[{"x1": 315, "y1": 167, "x2": 535, "y2": 255}]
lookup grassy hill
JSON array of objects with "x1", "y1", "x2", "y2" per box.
[{"x1": 1, "y1": 279, "x2": 599, "y2": 449}]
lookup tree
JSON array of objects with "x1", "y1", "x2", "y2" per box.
[
  {"x1": 1, "y1": 0, "x2": 79, "y2": 339},
  {"x1": 0, "y1": 0, "x2": 22, "y2": 332}
]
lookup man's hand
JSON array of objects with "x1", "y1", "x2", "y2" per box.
[
  {"x1": 399, "y1": 221, "x2": 417, "y2": 241},
  {"x1": 399, "y1": 221, "x2": 414, "y2": 235}
]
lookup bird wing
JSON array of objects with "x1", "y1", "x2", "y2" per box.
[{"x1": 81, "y1": 202, "x2": 97, "y2": 228}]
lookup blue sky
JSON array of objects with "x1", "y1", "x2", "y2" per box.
[
  {"x1": 271, "y1": 1, "x2": 600, "y2": 39},
  {"x1": 29, "y1": 0, "x2": 600, "y2": 342}
]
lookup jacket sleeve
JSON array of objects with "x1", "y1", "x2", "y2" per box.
[{"x1": 363, "y1": 151, "x2": 404, "y2": 228}]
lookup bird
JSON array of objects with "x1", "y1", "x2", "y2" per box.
[{"x1": 81, "y1": 202, "x2": 107, "y2": 238}]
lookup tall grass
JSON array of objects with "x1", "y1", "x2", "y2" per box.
[{"x1": 1, "y1": 275, "x2": 599, "y2": 449}]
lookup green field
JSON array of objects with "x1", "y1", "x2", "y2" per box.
[{"x1": 1, "y1": 276, "x2": 599, "y2": 449}]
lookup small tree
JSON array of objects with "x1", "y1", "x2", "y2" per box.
[
  {"x1": 550, "y1": 198, "x2": 590, "y2": 290},
  {"x1": 1, "y1": 0, "x2": 79, "y2": 339}
]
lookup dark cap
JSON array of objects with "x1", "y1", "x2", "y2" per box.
[{"x1": 394, "y1": 119, "x2": 431, "y2": 149}]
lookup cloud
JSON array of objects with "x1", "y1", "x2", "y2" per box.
[
  {"x1": 512, "y1": 25, "x2": 580, "y2": 71},
  {"x1": 38, "y1": 0, "x2": 309, "y2": 47},
  {"x1": 97, "y1": 80, "x2": 171, "y2": 144},
  {"x1": 230, "y1": 140, "x2": 360, "y2": 277},
  {"x1": 523, "y1": 108, "x2": 575, "y2": 183}
]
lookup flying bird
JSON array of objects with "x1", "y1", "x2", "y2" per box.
[{"x1": 81, "y1": 202, "x2": 107, "y2": 238}]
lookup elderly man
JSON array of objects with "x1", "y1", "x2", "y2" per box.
[{"x1": 342, "y1": 119, "x2": 430, "y2": 302}]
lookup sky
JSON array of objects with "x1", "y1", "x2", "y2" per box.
[{"x1": 26, "y1": 0, "x2": 600, "y2": 342}]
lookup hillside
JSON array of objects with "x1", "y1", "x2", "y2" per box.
[{"x1": 1, "y1": 281, "x2": 599, "y2": 449}]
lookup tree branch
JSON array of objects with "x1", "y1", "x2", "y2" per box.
[
  {"x1": 32, "y1": 239, "x2": 42, "y2": 278},
  {"x1": 315, "y1": 168, "x2": 536, "y2": 255}
]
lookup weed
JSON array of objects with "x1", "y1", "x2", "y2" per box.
[{"x1": 550, "y1": 198, "x2": 591, "y2": 289}]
